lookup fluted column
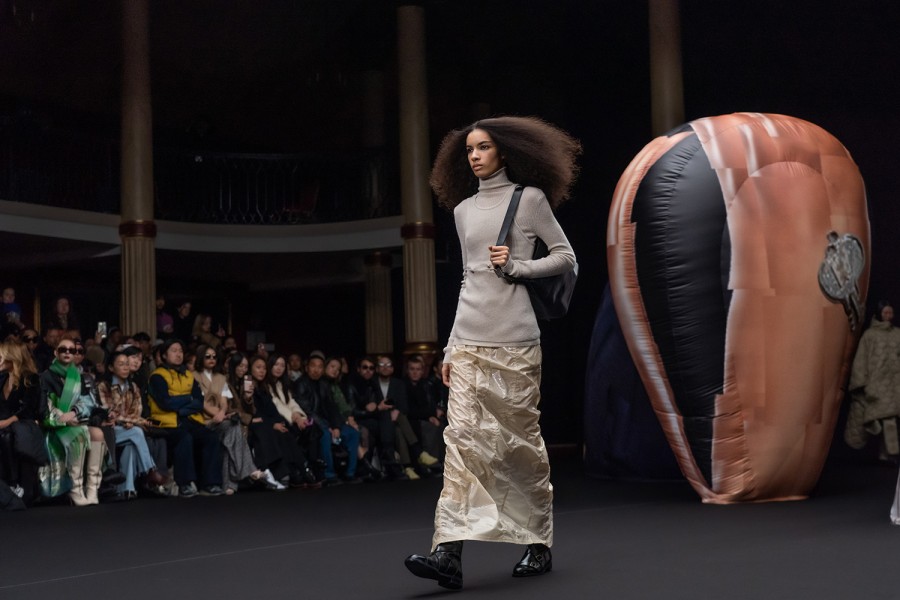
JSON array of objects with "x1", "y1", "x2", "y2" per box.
[
  {"x1": 649, "y1": 0, "x2": 685, "y2": 135},
  {"x1": 397, "y1": 4, "x2": 438, "y2": 357},
  {"x1": 364, "y1": 251, "x2": 394, "y2": 355},
  {"x1": 120, "y1": 0, "x2": 156, "y2": 336}
]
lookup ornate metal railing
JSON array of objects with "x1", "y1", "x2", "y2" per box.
[
  {"x1": 0, "y1": 117, "x2": 399, "y2": 223},
  {"x1": 0, "y1": 117, "x2": 120, "y2": 214},
  {"x1": 154, "y1": 149, "x2": 397, "y2": 224}
]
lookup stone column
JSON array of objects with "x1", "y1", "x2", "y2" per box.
[
  {"x1": 397, "y1": 4, "x2": 438, "y2": 358},
  {"x1": 649, "y1": 0, "x2": 685, "y2": 136},
  {"x1": 364, "y1": 251, "x2": 394, "y2": 355},
  {"x1": 120, "y1": 0, "x2": 156, "y2": 336}
]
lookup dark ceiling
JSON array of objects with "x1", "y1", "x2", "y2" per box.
[{"x1": 2, "y1": 0, "x2": 900, "y2": 301}]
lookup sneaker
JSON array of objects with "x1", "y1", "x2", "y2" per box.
[
  {"x1": 199, "y1": 485, "x2": 225, "y2": 497},
  {"x1": 179, "y1": 482, "x2": 198, "y2": 498},
  {"x1": 418, "y1": 451, "x2": 440, "y2": 467},
  {"x1": 404, "y1": 466, "x2": 421, "y2": 481},
  {"x1": 11, "y1": 485, "x2": 24, "y2": 499},
  {"x1": 261, "y1": 469, "x2": 287, "y2": 491}
]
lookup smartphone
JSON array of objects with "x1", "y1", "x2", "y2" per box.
[
  {"x1": 97, "y1": 321, "x2": 107, "y2": 337},
  {"x1": 243, "y1": 376, "x2": 253, "y2": 393}
]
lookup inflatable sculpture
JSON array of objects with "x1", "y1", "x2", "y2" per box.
[{"x1": 607, "y1": 113, "x2": 870, "y2": 503}]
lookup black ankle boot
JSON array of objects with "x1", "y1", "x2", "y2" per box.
[
  {"x1": 404, "y1": 541, "x2": 463, "y2": 590},
  {"x1": 512, "y1": 543, "x2": 552, "y2": 577}
]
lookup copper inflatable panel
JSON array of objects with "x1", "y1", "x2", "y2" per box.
[{"x1": 608, "y1": 113, "x2": 870, "y2": 503}]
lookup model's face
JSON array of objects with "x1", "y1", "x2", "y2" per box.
[
  {"x1": 251, "y1": 359, "x2": 266, "y2": 382},
  {"x1": 466, "y1": 129, "x2": 503, "y2": 179},
  {"x1": 112, "y1": 356, "x2": 131, "y2": 380},
  {"x1": 235, "y1": 358, "x2": 248, "y2": 379},
  {"x1": 271, "y1": 357, "x2": 286, "y2": 379},
  {"x1": 306, "y1": 358, "x2": 324, "y2": 381},
  {"x1": 882, "y1": 306, "x2": 894, "y2": 323},
  {"x1": 56, "y1": 341, "x2": 77, "y2": 366},
  {"x1": 165, "y1": 343, "x2": 184, "y2": 366},
  {"x1": 325, "y1": 359, "x2": 341, "y2": 379}
]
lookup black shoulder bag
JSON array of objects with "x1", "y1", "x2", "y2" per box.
[{"x1": 494, "y1": 185, "x2": 578, "y2": 320}]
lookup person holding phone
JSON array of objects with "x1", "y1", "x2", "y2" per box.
[{"x1": 193, "y1": 345, "x2": 283, "y2": 494}]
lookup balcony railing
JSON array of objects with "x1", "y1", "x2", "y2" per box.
[{"x1": 0, "y1": 117, "x2": 399, "y2": 224}]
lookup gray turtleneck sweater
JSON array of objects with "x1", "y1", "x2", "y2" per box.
[{"x1": 444, "y1": 168, "x2": 576, "y2": 359}]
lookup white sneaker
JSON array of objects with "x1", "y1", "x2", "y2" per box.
[
  {"x1": 262, "y1": 469, "x2": 287, "y2": 491},
  {"x1": 11, "y1": 485, "x2": 24, "y2": 499},
  {"x1": 404, "y1": 466, "x2": 421, "y2": 480}
]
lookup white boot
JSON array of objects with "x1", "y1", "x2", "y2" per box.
[
  {"x1": 84, "y1": 441, "x2": 106, "y2": 505},
  {"x1": 68, "y1": 449, "x2": 90, "y2": 507}
]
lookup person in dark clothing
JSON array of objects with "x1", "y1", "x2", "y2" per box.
[
  {"x1": 146, "y1": 338, "x2": 223, "y2": 497},
  {"x1": 0, "y1": 340, "x2": 42, "y2": 505},
  {"x1": 293, "y1": 353, "x2": 344, "y2": 485},
  {"x1": 405, "y1": 355, "x2": 446, "y2": 464}
]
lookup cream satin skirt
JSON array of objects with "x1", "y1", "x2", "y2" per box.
[{"x1": 433, "y1": 345, "x2": 553, "y2": 550}]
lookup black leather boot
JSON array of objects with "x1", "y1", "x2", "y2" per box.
[
  {"x1": 404, "y1": 541, "x2": 463, "y2": 590},
  {"x1": 512, "y1": 543, "x2": 552, "y2": 577}
]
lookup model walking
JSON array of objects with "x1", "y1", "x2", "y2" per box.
[{"x1": 405, "y1": 116, "x2": 580, "y2": 589}]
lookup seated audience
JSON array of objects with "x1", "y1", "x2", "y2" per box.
[
  {"x1": 0, "y1": 340, "x2": 43, "y2": 504},
  {"x1": 97, "y1": 350, "x2": 168, "y2": 500},
  {"x1": 39, "y1": 336, "x2": 108, "y2": 505},
  {"x1": 147, "y1": 339, "x2": 223, "y2": 497},
  {"x1": 193, "y1": 344, "x2": 283, "y2": 494}
]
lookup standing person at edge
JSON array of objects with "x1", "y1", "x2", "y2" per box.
[{"x1": 404, "y1": 116, "x2": 580, "y2": 590}]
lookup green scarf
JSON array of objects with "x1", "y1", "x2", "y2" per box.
[
  {"x1": 44, "y1": 360, "x2": 88, "y2": 455},
  {"x1": 48, "y1": 359, "x2": 82, "y2": 412}
]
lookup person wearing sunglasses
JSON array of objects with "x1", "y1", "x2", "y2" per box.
[
  {"x1": 39, "y1": 336, "x2": 109, "y2": 505},
  {"x1": 192, "y1": 344, "x2": 284, "y2": 494}
]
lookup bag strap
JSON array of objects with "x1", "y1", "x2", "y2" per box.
[{"x1": 494, "y1": 185, "x2": 524, "y2": 281}]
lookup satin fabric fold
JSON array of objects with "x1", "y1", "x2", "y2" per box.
[{"x1": 433, "y1": 345, "x2": 552, "y2": 551}]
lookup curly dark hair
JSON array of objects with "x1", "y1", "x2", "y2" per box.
[{"x1": 430, "y1": 116, "x2": 582, "y2": 211}]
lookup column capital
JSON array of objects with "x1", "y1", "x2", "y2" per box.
[
  {"x1": 401, "y1": 222, "x2": 435, "y2": 240},
  {"x1": 364, "y1": 251, "x2": 394, "y2": 268},
  {"x1": 119, "y1": 220, "x2": 157, "y2": 238}
]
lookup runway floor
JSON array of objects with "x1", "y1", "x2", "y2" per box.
[{"x1": 2, "y1": 455, "x2": 899, "y2": 600}]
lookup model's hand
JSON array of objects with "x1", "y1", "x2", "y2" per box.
[
  {"x1": 489, "y1": 245, "x2": 510, "y2": 268},
  {"x1": 442, "y1": 363, "x2": 452, "y2": 387}
]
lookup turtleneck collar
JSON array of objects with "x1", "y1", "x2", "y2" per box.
[
  {"x1": 477, "y1": 167, "x2": 512, "y2": 192},
  {"x1": 871, "y1": 317, "x2": 894, "y2": 330}
]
